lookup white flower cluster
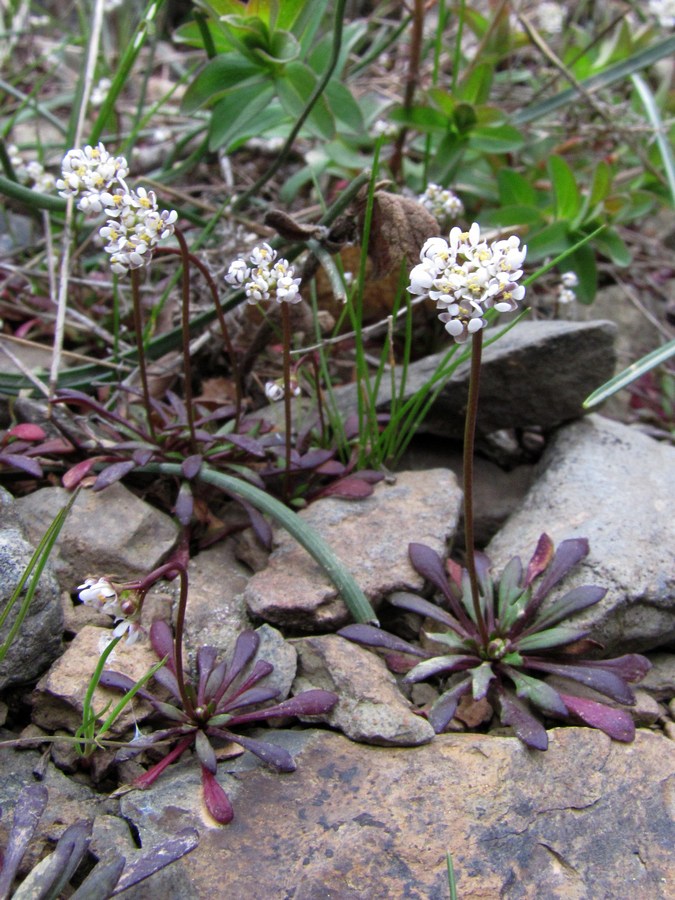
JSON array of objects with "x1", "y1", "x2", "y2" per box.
[
  {"x1": 408, "y1": 223, "x2": 527, "y2": 343},
  {"x1": 56, "y1": 142, "x2": 177, "y2": 275},
  {"x1": 225, "y1": 243, "x2": 301, "y2": 305},
  {"x1": 264, "y1": 378, "x2": 301, "y2": 402},
  {"x1": 557, "y1": 270, "x2": 579, "y2": 305},
  {"x1": 649, "y1": 0, "x2": 675, "y2": 28},
  {"x1": 77, "y1": 577, "x2": 141, "y2": 645},
  {"x1": 418, "y1": 183, "x2": 464, "y2": 226},
  {"x1": 7, "y1": 144, "x2": 56, "y2": 193}
]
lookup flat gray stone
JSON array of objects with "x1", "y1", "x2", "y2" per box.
[
  {"x1": 333, "y1": 319, "x2": 617, "y2": 439},
  {"x1": 487, "y1": 415, "x2": 675, "y2": 654}
]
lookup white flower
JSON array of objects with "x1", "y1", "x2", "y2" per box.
[
  {"x1": 57, "y1": 143, "x2": 129, "y2": 207},
  {"x1": 265, "y1": 381, "x2": 285, "y2": 402},
  {"x1": 7, "y1": 144, "x2": 55, "y2": 193},
  {"x1": 561, "y1": 271, "x2": 579, "y2": 288},
  {"x1": 225, "y1": 259, "x2": 251, "y2": 286},
  {"x1": 90, "y1": 77, "x2": 112, "y2": 107},
  {"x1": 77, "y1": 577, "x2": 120, "y2": 616},
  {"x1": 227, "y1": 247, "x2": 301, "y2": 304},
  {"x1": 535, "y1": 2, "x2": 565, "y2": 33},
  {"x1": 99, "y1": 187, "x2": 176, "y2": 275},
  {"x1": 418, "y1": 183, "x2": 464, "y2": 226},
  {"x1": 409, "y1": 223, "x2": 527, "y2": 343}
]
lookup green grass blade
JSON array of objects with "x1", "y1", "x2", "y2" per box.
[
  {"x1": 0, "y1": 490, "x2": 79, "y2": 663},
  {"x1": 583, "y1": 338, "x2": 675, "y2": 409},
  {"x1": 513, "y1": 34, "x2": 675, "y2": 125},
  {"x1": 631, "y1": 73, "x2": 675, "y2": 205}
]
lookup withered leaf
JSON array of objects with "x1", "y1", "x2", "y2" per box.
[{"x1": 356, "y1": 189, "x2": 440, "y2": 279}]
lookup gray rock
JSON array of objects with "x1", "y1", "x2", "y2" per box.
[
  {"x1": 487, "y1": 415, "x2": 675, "y2": 654},
  {"x1": 0, "y1": 487, "x2": 63, "y2": 689},
  {"x1": 641, "y1": 652, "x2": 675, "y2": 701},
  {"x1": 332, "y1": 319, "x2": 617, "y2": 439},
  {"x1": 120, "y1": 727, "x2": 675, "y2": 899},
  {"x1": 292, "y1": 634, "x2": 435, "y2": 746},
  {"x1": 182, "y1": 538, "x2": 251, "y2": 662},
  {"x1": 254, "y1": 623, "x2": 297, "y2": 701},
  {"x1": 244, "y1": 468, "x2": 462, "y2": 631},
  {"x1": 14, "y1": 483, "x2": 178, "y2": 591}
]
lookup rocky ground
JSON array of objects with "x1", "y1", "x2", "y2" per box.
[{"x1": 1, "y1": 281, "x2": 674, "y2": 895}]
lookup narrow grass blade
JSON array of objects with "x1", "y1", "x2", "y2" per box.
[{"x1": 583, "y1": 338, "x2": 675, "y2": 409}]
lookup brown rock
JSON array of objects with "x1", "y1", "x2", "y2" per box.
[
  {"x1": 244, "y1": 468, "x2": 462, "y2": 630},
  {"x1": 122, "y1": 728, "x2": 675, "y2": 899},
  {"x1": 31, "y1": 625, "x2": 156, "y2": 735},
  {"x1": 292, "y1": 634, "x2": 434, "y2": 746}
]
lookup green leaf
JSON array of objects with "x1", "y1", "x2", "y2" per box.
[
  {"x1": 525, "y1": 222, "x2": 571, "y2": 261},
  {"x1": 389, "y1": 103, "x2": 449, "y2": 133},
  {"x1": 503, "y1": 668, "x2": 568, "y2": 716},
  {"x1": 324, "y1": 80, "x2": 364, "y2": 133},
  {"x1": 584, "y1": 338, "x2": 675, "y2": 409},
  {"x1": 516, "y1": 625, "x2": 589, "y2": 652},
  {"x1": 276, "y1": 61, "x2": 335, "y2": 139},
  {"x1": 208, "y1": 82, "x2": 276, "y2": 150},
  {"x1": 469, "y1": 123, "x2": 524, "y2": 153},
  {"x1": 575, "y1": 160, "x2": 613, "y2": 225},
  {"x1": 513, "y1": 34, "x2": 675, "y2": 126},
  {"x1": 472, "y1": 662, "x2": 496, "y2": 700},
  {"x1": 480, "y1": 205, "x2": 543, "y2": 229},
  {"x1": 456, "y1": 63, "x2": 494, "y2": 105},
  {"x1": 428, "y1": 133, "x2": 469, "y2": 183},
  {"x1": 498, "y1": 168, "x2": 537, "y2": 207},
  {"x1": 593, "y1": 227, "x2": 631, "y2": 267},
  {"x1": 253, "y1": 28, "x2": 301, "y2": 66},
  {"x1": 174, "y1": 20, "x2": 235, "y2": 53},
  {"x1": 549, "y1": 155, "x2": 581, "y2": 221},
  {"x1": 181, "y1": 55, "x2": 263, "y2": 113},
  {"x1": 423, "y1": 630, "x2": 470, "y2": 652}
]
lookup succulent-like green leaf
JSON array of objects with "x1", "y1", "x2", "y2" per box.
[
  {"x1": 195, "y1": 729, "x2": 218, "y2": 774},
  {"x1": 515, "y1": 625, "x2": 589, "y2": 652},
  {"x1": 471, "y1": 662, "x2": 496, "y2": 700},
  {"x1": 388, "y1": 591, "x2": 465, "y2": 633},
  {"x1": 497, "y1": 555, "x2": 524, "y2": 622},
  {"x1": 422, "y1": 630, "x2": 471, "y2": 653},
  {"x1": 501, "y1": 666, "x2": 568, "y2": 717}
]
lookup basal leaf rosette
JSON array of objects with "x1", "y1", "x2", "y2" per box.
[{"x1": 340, "y1": 534, "x2": 650, "y2": 750}]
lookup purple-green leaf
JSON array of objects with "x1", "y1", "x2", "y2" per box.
[
  {"x1": 201, "y1": 766, "x2": 234, "y2": 824},
  {"x1": 338, "y1": 623, "x2": 428, "y2": 657},
  {"x1": 195, "y1": 729, "x2": 217, "y2": 774},
  {"x1": 530, "y1": 537, "x2": 589, "y2": 603},
  {"x1": 150, "y1": 620, "x2": 177, "y2": 673},
  {"x1": 388, "y1": 591, "x2": 463, "y2": 632},
  {"x1": 216, "y1": 729, "x2": 297, "y2": 772},
  {"x1": 181, "y1": 454, "x2": 203, "y2": 479},
  {"x1": 559, "y1": 692, "x2": 636, "y2": 742},
  {"x1": 524, "y1": 533, "x2": 554, "y2": 586},
  {"x1": 0, "y1": 784, "x2": 48, "y2": 898},
  {"x1": 408, "y1": 542, "x2": 453, "y2": 596},
  {"x1": 112, "y1": 828, "x2": 199, "y2": 891},
  {"x1": 404, "y1": 654, "x2": 479, "y2": 683},
  {"x1": 529, "y1": 584, "x2": 607, "y2": 631},
  {"x1": 522, "y1": 658, "x2": 638, "y2": 704},
  {"x1": 428, "y1": 676, "x2": 472, "y2": 732},
  {"x1": 93, "y1": 460, "x2": 137, "y2": 491},
  {"x1": 501, "y1": 666, "x2": 568, "y2": 716},
  {"x1": 495, "y1": 687, "x2": 549, "y2": 750},
  {"x1": 516, "y1": 624, "x2": 589, "y2": 652}
]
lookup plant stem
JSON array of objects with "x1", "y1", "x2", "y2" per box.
[
  {"x1": 281, "y1": 302, "x2": 293, "y2": 499},
  {"x1": 463, "y1": 330, "x2": 489, "y2": 645},
  {"x1": 173, "y1": 566, "x2": 194, "y2": 718},
  {"x1": 130, "y1": 268, "x2": 157, "y2": 442},
  {"x1": 390, "y1": 0, "x2": 425, "y2": 179},
  {"x1": 173, "y1": 228, "x2": 197, "y2": 450}
]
